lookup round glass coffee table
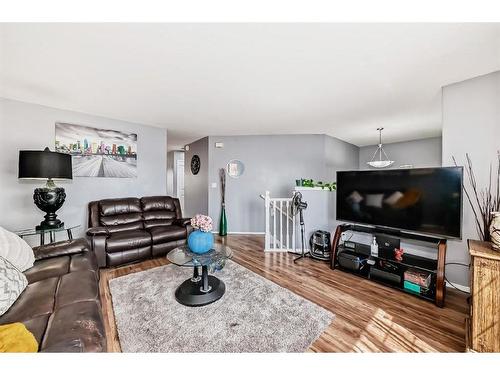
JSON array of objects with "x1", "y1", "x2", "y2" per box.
[{"x1": 167, "y1": 243, "x2": 233, "y2": 307}]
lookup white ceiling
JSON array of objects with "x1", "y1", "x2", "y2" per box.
[{"x1": 1, "y1": 23, "x2": 499, "y2": 150}]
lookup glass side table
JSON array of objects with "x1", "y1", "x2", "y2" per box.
[
  {"x1": 15, "y1": 224, "x2": 81, "y2": 246},
  {"x1": 167, "y1": 243, "x2": 233, "y2": 307}
]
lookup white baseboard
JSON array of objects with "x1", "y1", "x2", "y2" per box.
[
  {"x1": 229, "y1": 232, "x2": 265, "y2": 235},
  {"x1": 445, "y1": 281, "x2": 470, "y2": 293},
  {"x1": 211, "y1": 231, "x2": 265, "y2": 235}
]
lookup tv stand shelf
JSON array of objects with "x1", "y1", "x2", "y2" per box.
[{"x1": 331, "y1": 224, "x2": 447, "y2": 307}]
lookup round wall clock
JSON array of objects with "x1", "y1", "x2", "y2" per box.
[{"x1": 190, "y1": 155, "x2": 201, "y2": 175}]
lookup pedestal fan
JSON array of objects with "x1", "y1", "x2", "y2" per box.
[{"x1": 290, "y1": 191, "x2": 309, "y2": 262}]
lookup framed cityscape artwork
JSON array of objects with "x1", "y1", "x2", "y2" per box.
[{"x1": 55, "y1": 122, "x2": 137, "y2": 178}]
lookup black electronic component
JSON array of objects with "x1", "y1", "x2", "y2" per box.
[{"x1": 309, "y1": 230, "x2": 331, "y2": 261}]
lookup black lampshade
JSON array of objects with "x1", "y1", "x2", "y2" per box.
[{"x1": 18, "y1": 147, "x2": 72, "y2": 180}]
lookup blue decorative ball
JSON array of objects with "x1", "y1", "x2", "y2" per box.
[{"x1": 187, "y1": 230, "x2": 214, "y2": 254}]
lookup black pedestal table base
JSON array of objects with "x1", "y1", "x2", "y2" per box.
[{"x1": 174, "y1": 265, "x2": 226, "y2": 307}]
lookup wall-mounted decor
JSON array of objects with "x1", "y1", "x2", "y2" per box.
[
  {"x1": 227, "y1": 159, "x2": 244, "y2": 178},
  {"x1": 190, "y1": 155, "x2": 200, "y2": 175},
  {"x1": 55, "y1": 123, "x2": 137, "y2": 178}
]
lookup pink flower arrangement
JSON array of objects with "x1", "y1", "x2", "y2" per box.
[{"x1": 191, "y1": 214, "x2": 213, "y2": 232}]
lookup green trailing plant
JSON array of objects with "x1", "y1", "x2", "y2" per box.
[{"x1": 299, "y1": 179, "x2": 337, "y2": 191}]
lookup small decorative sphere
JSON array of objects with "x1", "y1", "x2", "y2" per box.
[{"x1": 188, "y1": 230, "x2": 214, "y2": 254}]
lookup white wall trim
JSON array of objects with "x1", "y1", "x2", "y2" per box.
[
  {"x1": 445, "y1": 281, "x2": 470, "y2": 293},
  {"x1": 211, "y1": 231, "x2": 265, "y2": 235}
]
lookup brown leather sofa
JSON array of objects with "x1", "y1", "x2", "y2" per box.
[
  {"x1": 0, "y1": 238, "x2": 106, "y2": 352},
  {"x1": 87, "y1": 196, "x2": 191, "y2": 268}
]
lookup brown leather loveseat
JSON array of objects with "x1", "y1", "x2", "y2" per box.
[
  {"x1": 87, "y1": 196, "x2": 191, "y2": 268},
  {"x1": 0, "y1": 238, "x2": 106, "y2": 352}
]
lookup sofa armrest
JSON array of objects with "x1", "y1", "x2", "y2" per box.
[
  {"x1": 173, "y1": 218, "x2": 191, "y2": 227},
  {"x1": 86, "y1": 228, "x2": 108, "y2": 268},
  {"x1": 32, "y1": 238, "x2": 89, "y2": 261},
  {"x1": 86, "y1": 226, "x2": 110, "y2": 237}
]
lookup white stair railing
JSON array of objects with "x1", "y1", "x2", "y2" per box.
[{"x1": 260, "y1": 191, "x2": 297, "y2": 252}]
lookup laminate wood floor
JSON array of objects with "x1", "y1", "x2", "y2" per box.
[{"x1": 99, "y1": 235, "x2": 468, "y2": 353}]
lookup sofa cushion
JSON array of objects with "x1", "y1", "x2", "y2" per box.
[
  {"x1": 149, "y1": 225, "x2": 187, "y2": 244},
  {"x1": 100, "y1": 214, "x2": 144, "y2": 233},
  {"x1": 33, "y1": 238, "x2": 89, "y2": 261},
  {"x1": 98, "y1": 197, "x2": 144, "y2": 233},
  {"x1": 42, "y1": 301, "x2": 105, "y2": 352},
  {"x1": 24, "y1": 256, "x2": 70, "y2": 284},
  {"x1": 106, "y1": 247, "x2": 151, "y2": 267},
  {"x1": 142, "y1": 213, "x2": 176, "y2": 229},
  {"x1": 55, "y1": 270, "x2": 99, "y2": 309},
  {"x1": 0, "y1": 277, "x2": 58, "y2": 323},
  {"x1": 20, "y1": 315, "x2": 50, "y2": 344},
  {"x1": 152, "y1": 240, "x2": 186, "y2": 257},
  {"x1": 141, "y1": 196, "x2": 182, "y2": 229},
  {"x1": 106, "y1": 229, "x2": 152, "y2": 253},
  {"x1": 99, "y1": 197, "x2": 142, "y2": 216},
  {"x1": 24, "y1": 249, "x2": 97, "y2": 284},
  {"x1": 69, "y1": 252, "x2": 98, "y2": 274},
  {"x1": 141, "y1": 196, "x2": 178, "y2": 213}
]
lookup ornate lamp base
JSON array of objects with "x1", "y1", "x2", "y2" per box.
[{"x1": 33, "y1": 179, "x2": 66, "y2": 230}]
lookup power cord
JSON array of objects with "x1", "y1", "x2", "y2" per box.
[
  {"x1": 444, "y1": 276, "x2": 469, "y2": 294},
  {"x1": 444, "y1": 263, "x2": 470, "y2": 293}
]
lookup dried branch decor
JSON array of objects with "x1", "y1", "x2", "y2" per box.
[
  {"x1": 453, "y1": 152, "x2": 500, "y2": 242},
  {"x1": 219, "y1": 168, "x2": 227, "y2": 236}
]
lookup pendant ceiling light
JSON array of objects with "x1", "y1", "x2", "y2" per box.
[{"x1": 367, "y1": 127, "x2": 394, "y2": 168}]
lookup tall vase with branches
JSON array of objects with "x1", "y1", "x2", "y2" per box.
[
  {"x1": 453, "y1": 152, "x2": 500, "y2": 243},
  {"x1": 219, "y1": 168, "x2": 227, "y2": 236}
]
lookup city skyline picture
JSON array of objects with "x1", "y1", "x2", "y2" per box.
[{"x1": 55, "y1": 122, "x2": 138, "y2": 178}]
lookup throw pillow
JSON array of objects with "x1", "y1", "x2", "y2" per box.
[
  {"x1": 0, "y1": 322, "x2": 38, "y2": 352},
  {"x1": 0, "y1": 256, "x2": 28, "y2": 316},
  {"x1": 365, "y1": 193, "x2": 384, "y2": 208},
  {"x1": 0, "y1": 226, "x2": 34, "y2": 271}
]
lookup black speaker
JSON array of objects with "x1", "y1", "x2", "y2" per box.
[{"x1": 337, "y1": 250, "x2": 367, "y2": 271}]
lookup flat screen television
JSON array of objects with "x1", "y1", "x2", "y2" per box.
[{"x1": 336, "y1": 167, "x2": 463, "y2": 238}]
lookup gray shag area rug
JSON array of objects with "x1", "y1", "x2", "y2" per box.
[{"x1": 109, "y1": 260, "x2": 334, "y2": 352}]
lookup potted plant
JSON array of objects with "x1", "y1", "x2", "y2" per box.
[{"x1": 188, "y1": 214, "x2": 214, "y2": 254}]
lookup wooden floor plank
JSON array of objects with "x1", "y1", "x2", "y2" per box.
[{"x1": 99, "y1": 234, "x2": 468, "y2": 352}]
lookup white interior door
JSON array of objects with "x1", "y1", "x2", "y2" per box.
[{"x1": 176, "y1": 159, "x2": 185, "y2": 211}]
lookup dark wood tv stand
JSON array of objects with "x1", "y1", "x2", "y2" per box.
[{"x1": 331, "y1": 224, "x2": 447, "y2": 307}]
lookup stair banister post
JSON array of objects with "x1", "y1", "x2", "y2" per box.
[{"x1": 264, "y1": 191, "x2": 270, "y2": 251}]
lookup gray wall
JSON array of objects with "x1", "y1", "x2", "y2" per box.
[
  {"x1": 0, "y1": 98, "x2": 167, "y2": 242},
  {"x1": 325, "y1": 134, "x2": 363, "y2": 229},
  {"x1": 205, "y1": 134, "x2": 359, "y2": 233},
  {"x1": 442, "y1": 71, "x2": 500, "y2": 287},
  {"x1": 184, "y1": 137, "x2": 209, "y2": 217},
  {"x1": 359, "y1": 137, "x2": 442, "y2": 170}
]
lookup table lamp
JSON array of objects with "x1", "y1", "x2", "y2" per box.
[{"x1": 18, "y1": 147, "x2": 72, "y2": 230}]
